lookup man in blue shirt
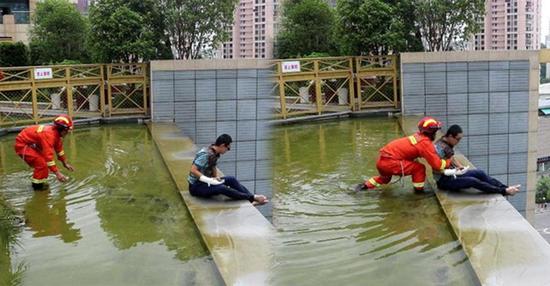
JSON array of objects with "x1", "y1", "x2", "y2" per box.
[
  {"x1": 435, "y1": 125, "x2": 520, "y2": 196},
  {"x1": 188, "y1": 134, "x2": 268, "y2": 205}
]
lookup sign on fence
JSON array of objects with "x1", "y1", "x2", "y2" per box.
[
  {"x1": 282, "y1": 61, "x2": 301, "y2": 73},
  {"x1": 34, "y1": 68, "x2": 53, "y2": 80}
]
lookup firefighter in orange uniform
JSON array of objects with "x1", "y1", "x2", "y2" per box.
[
  {"x1": 14, "y1": 115, "x2": 75, "y2": 190},
  {"x1": 355, "y1": 117, "x2": 451, "y2": 192}
]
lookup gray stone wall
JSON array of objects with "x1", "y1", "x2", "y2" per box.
[
  {"x1": 150, "y1": 62, "x2": 276, "y2": 218},
  {"x1": 402, "y1": 60, "x2": 532, "y2": 215}
]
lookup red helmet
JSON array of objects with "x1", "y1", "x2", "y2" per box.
[
  {"x1": 417, "y1": 116, "x2": 442, "y2": 134},
  {"x1": 53, "y1": 114, "x2": 73, "y2": 130}
]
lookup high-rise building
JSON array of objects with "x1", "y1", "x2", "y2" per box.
[
  {"x1": 0, "y1": 0, "x2": 35, "y2": 44},
  {"x1": 545, "y1": 21, "x2": 550, "y2": 78},
  {"x1": 472, "y1": 0, "x2": 541, "y2": 50},
  {"x1": 218, "y1": 0, "x2": 278, "y2": 59},
  {"x1": 0, "y1": 0, "x2": 87, "y2": 44}
]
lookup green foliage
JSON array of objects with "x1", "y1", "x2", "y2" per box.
[
  {"x1": 0, "y1": 196, "x2": 25, "y2": 286},
  {"x1": 88, "y1": 0, "x2": 172, "y2": 63},
  {"x1": 336, "y1": 0, "x2": 411, "y2": 55},
  {"x1": 413, "y1": 0, "x2": 485, "y2": 51},
  {"x1": 275, "y1": 0, "x2": 337, "y2": 58},
  {"x1": 30, "y1": 0, "x2": 90, "y2": 65},
  {"x1": 537, "y1": 177, "x2": 550, "y2": 203},
  {"x1": 0, "y1": 42, "x2": 29, "y2": 67},
  {"x1": 161, "y1": 0, "x2": 238, "y2": 59}
]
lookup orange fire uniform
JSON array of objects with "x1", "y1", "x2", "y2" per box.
[
  {"x1": 14, "y1": 125, "x2": 67, "y2": 184},
  {"x1": 366, "y1": 132, "x2": 451, "y2": 191}
]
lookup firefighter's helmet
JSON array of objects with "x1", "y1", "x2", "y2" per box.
[
  {"x1": 417, "y1": 116, "x2": 442, "y2": 134},
  {"x1": 53, "y1": 114, "x2": 73, "y2": 130}
]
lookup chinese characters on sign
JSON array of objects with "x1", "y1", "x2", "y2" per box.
[
  {"x1": 281, "y1": 61, "x2": 301, "y2": 73},
  {"x1": 34, "y1": 68, "x2": 53, "y2": 80}
]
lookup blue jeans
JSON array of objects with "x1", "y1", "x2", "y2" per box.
[
  {"x1": 189, "y1": 176, "x2": 254, "y2": 202},
  {"x1": 437, "y1": 169, "x2": 508, "y2": 195}
]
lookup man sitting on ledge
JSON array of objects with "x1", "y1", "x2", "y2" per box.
[
  {"x1": 435, "y1": 124, "x2": 520, "y2": 196},
  {"x1": 188, "y1": 134, "x2": 268, "y2": 205}
]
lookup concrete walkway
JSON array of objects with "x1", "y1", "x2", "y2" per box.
[
  {"x1": 147, "y1": 123, "x2": 274, "y2": 286},
  {"x1": 400, "y1": 116, "x2": 550, "y2": 286}
]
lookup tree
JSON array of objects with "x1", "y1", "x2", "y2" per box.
[
  {"x1": 412, "y1": 0, "x2": 485, "y2": 51},
  {"x1": 336, "y1": 0, "x2": 410, "y2": 55},
  {"x1": 537, "y1": 177, "x2": 550, "y2": 203},
  {"x1": 0, "y1": 42, "x2": 29, "y2": 67},
  {"x1": 275, "y1": 0, "x2": 337, "y2": 59},
  {"x1": 88, "y1": 0, "x2": 172, "y2": 63},
  {"x1": 161, "y1": 0, "x2": 238, "y2": 59},
  {"x1": 30, "y1": 0, "x2": 89, "y2": 64}
]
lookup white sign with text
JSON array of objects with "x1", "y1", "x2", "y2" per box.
[
  {"x1": 281, "y1": 61, "x2": 301, "y2": 73},
  {"x1": 34, "y1": 68, "x2": 53, "y2": 80}
]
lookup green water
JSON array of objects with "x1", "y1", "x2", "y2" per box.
[
  {"x1": 271, "y1": 118, "x2": 480, "y2": 286},
  {"x1": 0, "y1": 125, "x2": 223, "y2": 286}
]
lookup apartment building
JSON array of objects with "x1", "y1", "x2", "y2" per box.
[
  {"x1": 219, "y1": 0, "x2": 277, "y2": 59},
  {"x1": 0, "y1": 0, "x2": 87, "y2": 44},
  {"x1": 472, "y1": 0, "x2": 541, "y2": 50}
]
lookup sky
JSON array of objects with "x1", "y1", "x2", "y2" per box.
[{"x1": 542, "y1": 0, "x2": 550, "y2": 42}]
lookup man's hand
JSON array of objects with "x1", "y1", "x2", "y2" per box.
[
  {"x1": 55, "y1": 171, "x2": 68, "y2": 182},
  {"x1": 63, "y1": 161, "x2": 75, "y2": 172},
  {"x1": 443, "y1": 168, "x2": 458, "y2": 178},
  {"x1": 199, "y1": 175, "x2": 224, "y2": 186},
  {"x1": 455, "y1": 166, "x2": 470, "y2": 176}
]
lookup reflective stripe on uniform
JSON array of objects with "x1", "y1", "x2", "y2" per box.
[
  {"x1": 368, "y1": 178, "x2": 382, "y2": 187},
  {"x1": 413, "y1": 182, "x2": 425, "y2": 188},
  {"x1": 58, "y1": 150, "x2": 65, "y2": 156},
  {"x1": 47, "y1": 161, "x2": 56, "y2": 167},
  {"x1": 408, "y1": 135, "x2": 417, "y2": 145},
  {"x1": 55, "y1": 116, "x2": 70, "y2": 125},
  {"x1": 439, "y1": 159, "x2": 447, "y2": 171},
  {"x1": 31, "y1": 177, "x2": 48, "y2": 184},
  {"x1": 37, "y1": 125, "x2": 45, "y2": 133}
]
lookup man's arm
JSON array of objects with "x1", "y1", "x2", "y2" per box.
[
  {"x1": 54, "y1": 138, "x2": 74, "y2": 171},
  {"x1": 419, "y1": 141, "x2": 451, "y2": 172}
]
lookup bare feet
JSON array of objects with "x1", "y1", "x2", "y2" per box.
[
  {"x1": 252, "y1": 194, "x2": 269, "y2": 206},
  {"x1": 505, "y1": 185, "x2": 520, "y2": 196}
]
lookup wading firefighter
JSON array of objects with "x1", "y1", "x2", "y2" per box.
[
  {"x1": 355, "y1": 117, "x2": 451, "y2": 192},
  {"x1": 14, "y1": 115, "x2": 75, "y2": 190}
]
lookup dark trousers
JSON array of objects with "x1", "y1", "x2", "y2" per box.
[
  {"x1": 189, "y1": 176, "x2": 254, "y2": 202},
  {"x1": 437, "y1": 169, "x2": 508, "y2": 195}
]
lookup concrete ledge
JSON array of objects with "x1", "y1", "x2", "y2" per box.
[
  {"x1": 151, "y1": 59, "x2": 274, "y2": 71},
  {"x1": 399, "y1": 115, "x2": 550, "y2": 286},
  {"x1": 269, "y1": 108, "x2": 400, "y2": 126},
  {"x1": 147, "y1": 123, "x2": 274, "y2": 286}
]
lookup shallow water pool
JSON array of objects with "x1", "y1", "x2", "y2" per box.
[
  {"x1": 0, "y1": 124, "x2": 223, "y2": 286},
  {"x1": 271, "y1": 118, "x2": 480, "y2": 286}
]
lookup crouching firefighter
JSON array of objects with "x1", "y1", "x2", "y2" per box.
[
  {"x1": 355, "y1": 117, "x2": 451, "y2": 193},
  {"x1": 14, "y1": 115, "x2": 75, "y2": 190}
]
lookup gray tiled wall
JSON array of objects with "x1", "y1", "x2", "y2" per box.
[
  {"x1": 402, "y1": 60, "x2": 530, "y2": 215},
  {"x1": 151, "y1": 68, "x2": 276, "y2": 218}
]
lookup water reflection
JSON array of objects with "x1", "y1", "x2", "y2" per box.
[
  {"x1": 24, "y1": 190, "x2": 81, "y2": 243},
  {"x1": 272, "y1": 118, "x2": 479, "y2": 286}
]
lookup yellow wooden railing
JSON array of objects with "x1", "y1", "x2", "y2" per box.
[
  {"x1": 0, "y1": 63, "x2": 148, "y2": 127},
  {"x1": 274, "y1": 55, "x2": 399, "y2": 119}
]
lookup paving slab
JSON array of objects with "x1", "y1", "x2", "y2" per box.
[
  {"x1": 147, "y1": 122, "x2": 274, "y2": 286},
  {"x1": 400, "y1": 115, "x2": 550, "y2": 286}
]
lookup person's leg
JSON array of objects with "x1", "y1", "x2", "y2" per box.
[
  {"x1": 466, "y1": 169, "x2": 508, "y2": 189},
  {"x1": 221, "y1": 176, "x2": 253, "y2": 196},
  {"x1": 361, "y1": 158, "x2": 396, "y2": 190},
  {"x1": 19, "y1": 148, "x2": 49, "y2": 190},
  {"x1": 189, "y1": 181, "x2": 254, "y2": 202},
  {"x1": 402, "y1": 161, "x2": 426, "y2": 191},
  {"x1": 440, "y1": 172, "x2": 506, "y2": 194}
]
